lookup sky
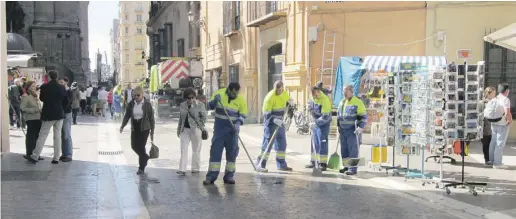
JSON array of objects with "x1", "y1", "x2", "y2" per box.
[{"x1": 88, "y1": 1, "x2": 119, "y2": 71}]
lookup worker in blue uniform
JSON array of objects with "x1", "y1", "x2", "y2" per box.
[
  {"x1": 337, "y1": 84, "x2": 367, "y2": 175},
  {"x1": 256, "y1": 80, "x2": 294, "y2": 171},
  {"x1": 204, "y1": 82, "x2": 248, "y2": 185},
  {"x1": 305, "y1": 86, "x2": 332, "y2": 171}
]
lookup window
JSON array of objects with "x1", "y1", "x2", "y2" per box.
[
  {"x1": 136, "y1": 3, "x2": 143, "y2": 11},
  {"x1": 137, "y1": 28, "x2": 142, "y2": 34},
  {"x1": 125, "y1": 15, "x2": 129, "y2": 21},
  {"x1": 223, "y1": 1, "x2": 240, "y2": 36},
  {"x1": 135, "y1": 41, "x2": 143, "y2": 50},
  {"x1": 177, "y1": 38, "x2": 185, "y2": 57},
  {"x1": 229, "y1": 64, "x2": 239, "y2": 83},
  {"x1": 125, "y1": 27, "x2": 129, "y2": 34},
  {"x1": 136, "y1": 15, "x2": 142, "y2": 22},
  {"x1": 165, "y1": 23, "x2": 173, "y2": 56},
  {"x1": 125, "y1": 54, "x2": 130, "y2": 63},
  {"x1": 124, "y1": 41, "x2": 129, "y2": 50}
]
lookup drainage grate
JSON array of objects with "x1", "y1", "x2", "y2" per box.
[
  {"x1": 1, "y1": 171, "x2": 51, "y2": 181},
  {"x1": 98, "y1": 150, "x2": 124, "y2": 155}
]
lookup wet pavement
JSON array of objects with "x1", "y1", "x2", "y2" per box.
[{"x1": 1, "y1": 115, "x2": 508, "y2": 218}]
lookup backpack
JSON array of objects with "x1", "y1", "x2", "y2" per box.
[{"x1": 483, "y1": 98, "x2": 504, "y2": 122}]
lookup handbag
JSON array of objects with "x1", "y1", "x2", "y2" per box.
[
  {"x1": 149, "y1": 142, "x2": 159, "y2": 159},
  {"x1": 187, "y1": 109, "x2": 209, "y2": 140}
]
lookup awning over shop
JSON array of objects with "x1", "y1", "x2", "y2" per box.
[
  {"x1": 361, "y1": 56, "x2": 447, "y2": 72},
  {"x1": 7, "y1": 54, "x2": 36, "y2": 68},
  {"x1": 483, "y1": 23, "x2": 516, "y2": 52}
]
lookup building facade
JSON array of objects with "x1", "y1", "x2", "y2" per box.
[
  {"x1": 110, "y1": 19, "x2": 120, "y2": 83},
  {"x1": 119, "y1": 1, "x2": 149, "y2": 86},
  {"x1": 14, "y1": 1, "x2": 89, "y2": 84}
]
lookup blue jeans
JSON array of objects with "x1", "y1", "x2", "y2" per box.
[
  {"x1": 61, "y1": 113, "x2": 73, "y2": 158},
  {"x1": 489, "y1": 124, "x2": 510, "y2": 166}
]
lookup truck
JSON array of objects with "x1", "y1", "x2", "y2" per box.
[{"x1": 150, "y1": 58, "x2": 207, "y2": 118}]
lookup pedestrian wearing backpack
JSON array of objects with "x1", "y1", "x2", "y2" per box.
[
  {"x1": 484, "y1": 83, "x2": 512, "y2": 169},
  {"x1": 481, "y1": 87, "x2": 496, "y2": 165}
]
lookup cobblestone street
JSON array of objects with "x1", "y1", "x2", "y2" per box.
[{"x1": 1, "y1": 116, "x2": 513, "y2": 218}]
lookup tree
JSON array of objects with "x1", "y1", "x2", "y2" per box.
[{"x1": 6, "y1": 1, "x2": 25, "y2": 33}]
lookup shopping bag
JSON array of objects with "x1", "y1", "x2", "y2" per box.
[{"x1": 149, "y1": 142, "x2": 159, "y2": 159}]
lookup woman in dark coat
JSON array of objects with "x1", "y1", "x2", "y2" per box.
[{"x1": 120, "y1": 86, "x2": 155, "y2": 174}]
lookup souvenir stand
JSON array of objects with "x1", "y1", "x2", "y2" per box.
[
  {"x1": 395, "y1": 63, "x2": 434, "y2": 181},
  {"x1": 439, "y1": 61, "x2": 487, "y2": 196}
]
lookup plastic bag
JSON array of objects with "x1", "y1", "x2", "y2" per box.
[{"x1": 149, "y1": 142, "x2": 159, "y2": 159}]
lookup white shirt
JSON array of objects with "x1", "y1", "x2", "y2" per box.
[
  {"x1": 133, "y1": 101, "x2": 144, "y2": 119},
  {"x1": 79, "y1": 91, "x2": 87, "y2": 100},
  {"x1": 126, "y1": 89, "x2": 133, "y2": 102},
  {"x1": 98, "y1": 89, "x2": 109, "y2": 100},
  {"x1": 86, "y1": 87, "x2": 93, "y2": 97},
  {"x1": 496, "y1": 94, "x2": 511, "y2": 125}
]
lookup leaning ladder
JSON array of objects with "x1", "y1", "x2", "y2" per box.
[{"x1": 320, "y1": 30, "x2": 337, "y2": 91}]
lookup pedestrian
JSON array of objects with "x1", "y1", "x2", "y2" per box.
[
  {"x1": 204, "y1": 82, "x2": 248, "y2": 185},
  {"x1": 98, "y1": 86, "x2": 109, "y2": 117},
  {"x1": 28, "y1": 70, "x2": 67, "y2": 164},
  {"x1": 481, "y1": 86, "x2": 496, "y2": 165},
  {"x1": 59, "y1": 77, "x2": 73, "y2": 162},
  {"x1": 123, "y1": 83, "x2": 134, "y2": 116},
  {"x1": 71, "y1": 82, "x2": 81, "y2": 125},
  {"x1": 336, "y1": 84, "x2": 367, "y2": 175},
  {"x1": 107, "y1": 88, "x2": 114, "y2": 118},
  {"x1": 177, "y1": 88, "x2": 207, "y2": 176},
  {"x1": 488, "y1": 83, "x2": 512, "y2": 169},
  {"x1": 120, "y1": 86, "x2": 155, "y2": 175},
  {"x1": 86, "y1": 84, "x2": 93, "y2": 114},
  {"x1": 113, "y1": 85, "x2": 123, "y2": 120},
  {"x1": 79, "y1": 86, "x2": 87, "y2": 114},
  {"x1": 8, "y1": 78, "x2": 23, "y2": 129},
  {"x1": 20, "y1": 81, "x2": 43, "y2": 160},
  {"x1": 256, "y1": 80, "x2": 294, "y2": 172},
  {"x1": 306, "y1": 86, "x2": 332, "y2": 171}
]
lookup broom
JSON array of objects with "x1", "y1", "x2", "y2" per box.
[{"x1": 328, "y1": 136, "x2": 341, "y2": 170}]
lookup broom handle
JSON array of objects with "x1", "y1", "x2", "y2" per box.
[{"x1": 334, "y1": 135, "x2": 340, "y2": 153}]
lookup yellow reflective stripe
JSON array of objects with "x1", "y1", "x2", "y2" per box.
[
  {"x1": 311, "y1": 153, "x2": 319, "y2": 161},
  {"x1": 209, "y1": 162, "x2": 221, "y2": 171},
  {"x1": 276, "y1": 152, "x2": 286, "y2": 159},
  {"x1": 214, "y1": 114, "x2": 238, "y2": 121},
  {"x1": 259, "y1": 152, "x2": 270, "y2": 160},
  {"x1": 320, "y1": 155, "x2": 328, "y2": 163},
  {"x1": 342, "y1": 158, "x2": 350, "y2": 166},
  {"x1": 226, "y1": 162, "x2": 236, "y2": 172}
]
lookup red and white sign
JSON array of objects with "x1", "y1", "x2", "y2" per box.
[
  {"x1": 457, "y1": 49, "x2": 472, "y2": 59},
  {"x1": 159, "y1": 60, "x2": 189, "y2": 83}
]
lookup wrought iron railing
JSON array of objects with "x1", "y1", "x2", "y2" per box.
[
  {"x1": 247, "y1": 1, "x2": 287, "y2": 24},
  {"x1": 223, "y1": 1, "x2": 241, "y2": 36}
]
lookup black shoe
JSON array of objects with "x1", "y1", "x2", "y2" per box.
[
  {"x1": 51, "y1": 160, "x2": 59, "y2": 164},
  {"x1": 339, "y1": 167, "x2": 349, "y2": 174},
  {"x1": 27, "y1": 157, "x2": 38, "y2": 164},
  {"x1": 223, "y1": 179, "x2": 236, "y2": 184},
  {"x1": 59, "y1": 156, "x2": 65, "y2": 161},
  {"x1": 191, "y1": 170, "x2": 200, "y2": 174},
  {"x1": 176, "y1": 171, "x2": 186, "y2": 176},
  {"x1": 345, "y1": 171, "x2": 357, "y2": 176},
  {"x1": 203, "y1": 180, "x2": 214, "y2": 185},
  {"x1": 61, "y1": 157, "x2": 72, "y2": 162},
  {"x1": 319, "y1": 164, "x2": 327, "y2": 172},
  {"x1": 278, "y1": 167, "x2": 293, "y2": 171},
  {"x1": 136, "y1": 169, "x2": 144, "y2": 175},
  {"x1": 305, "y1": 164, "x2": 315, "y2": 168}
]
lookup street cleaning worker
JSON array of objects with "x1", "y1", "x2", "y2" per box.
[
  {"x1": 204, "y1": 82, "x2": 248, "y2": 185},
  {"x1": 337, "y1": 84, "x2": 367, "y2": 175},
  {"x1": 256, "y1": 80, "x2": 294, "y2": 171},
  {"x1": 306, "y1": 86, "x2": 332, "y2": 171}
]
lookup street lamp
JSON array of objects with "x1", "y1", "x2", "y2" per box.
[
  {"x1": 188, "y1": 10, "x2": 206, "y2": 31},
  {"x1": 57, "y1": 33, "x2": 71, "y2": 63}
]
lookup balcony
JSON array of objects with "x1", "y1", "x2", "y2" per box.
[
  {"x1": 223, "y1": 1, "x2": 240, "y2": 37},
  {"x1": 247, "y1": 1, "x2": 288, "y2": 27}
]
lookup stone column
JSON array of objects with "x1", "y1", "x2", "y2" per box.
[{"x1": 1, "y1": 1, "x2": 10, "y2": 152}]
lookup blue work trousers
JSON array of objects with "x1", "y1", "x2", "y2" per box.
[
  {"x1": 311, "y1": 124, "x2": 330, "y2": 165},
  {"x1": 61, "y1": 113, "x2": 73, "y2": 158},
  {"x1": 257, "y1": 124, "x2": 288, "y2": 169},
  {"x1": 206, "y1": 134, "x2": 240, "y2": 181},
  {"x1": 340, "y1": 128, "x2": 360, "y2": 173}
]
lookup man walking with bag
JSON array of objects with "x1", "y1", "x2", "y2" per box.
[{"x1": 485, "y1": 83, "x2": 512, "y2": 169}]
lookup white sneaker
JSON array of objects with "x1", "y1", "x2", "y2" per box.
[{"x1": 493, "y1": 165, "x2": 508, "y2": 169}]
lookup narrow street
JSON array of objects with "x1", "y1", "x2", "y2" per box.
[{"x1": 1, "y1": 115, "x2": 497, "y2": 219}]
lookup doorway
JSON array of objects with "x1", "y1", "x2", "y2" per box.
[{"x1": 267, "y1": 43, "x2": 282, "y2": 90}]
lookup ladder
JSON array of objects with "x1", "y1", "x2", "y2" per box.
[{"x1": 320, "y1": 30, "x2": 337, "y2": 91}]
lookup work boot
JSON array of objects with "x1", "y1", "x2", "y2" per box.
[
  {"x1": 203, "y1": 180, "x2": 214, "y2": 185},
  {"x1": 278, "y1": 167, "x2": 293, "y2": 172},
  {"x1": 345, "y1": 171, "x2": 357, "y2": 176},
  {"x1": 339, "y1": 167, "x2": 349, "y2": 174},
  {"x1": 51, "y1": 160, "x2": 59, "y2": 164},
  {"x1": 305, "y1": 163, "x2": 315, "y2": 168},
  {"x1": 319, "y1": 164, "x2": 327, "y2": 171},
  {"x1": 223, "y1": 179, "x2": 236, "y2": 185}
]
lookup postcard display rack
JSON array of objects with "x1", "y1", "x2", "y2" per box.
[
  {"x1": 438, "y1": 62, "x2": 487, "y2": 196},
  {"x1": 393, "y1": 63, "x2": 434, "y2": 180}
]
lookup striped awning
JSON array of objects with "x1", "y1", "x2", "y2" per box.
[{"x1": 361, "y1": 56, "x2": 447, "y2": 72}]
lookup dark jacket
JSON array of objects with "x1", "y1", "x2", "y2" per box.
[
  {"x1": 8, "y1": 84, "x2": 22, "y2": 105},
  {"x1": 63, "y1": 88, "x2": 73, "y2": 114},
  {"x1": 121, "y1": 98, "x2": 155, "y2": 132},
  {"x1": 71, "y1": 87, "x2": 81, "y2": 109},
  {"x1": 39, "y1": 80, "x2": 67, "y2": 121}
]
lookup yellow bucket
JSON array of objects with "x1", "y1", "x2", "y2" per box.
[{"x1": 371, "y1": 144, "x2": 388, "y2": 163}]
